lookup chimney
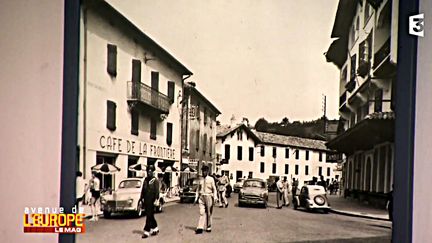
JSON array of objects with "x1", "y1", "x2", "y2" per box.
[{"x1": 242, "y1": 117, "x2": 249, "y2": 127}]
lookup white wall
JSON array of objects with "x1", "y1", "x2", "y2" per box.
[{"x1": 0, "y1": 1, "x2": 64, "y2": 242}]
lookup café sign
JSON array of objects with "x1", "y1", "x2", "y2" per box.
[{"x1": 98, "y1": 135, "x2": 177, "y2": 160}]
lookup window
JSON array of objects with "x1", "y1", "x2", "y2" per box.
[
  {"x1": 350, "y1": 54, "x2": 357, "y2": 80},
  {"x1": 260, "y1": 162, "x2": 265, "y2": 173},
  {"x1": 131, "y1": 109, "x2": 138, "y2": 135},
  {"x1": 224, "y1": 144, "x2": 230, "y2": 161},
  {"x1": 203, "y1": 134, "x2": 207, "y2": 153},
  {"x1": 319, "y1": 152, "x2": 323, "y2": 162},
  {"x1": 272, "y1": 147, "x2": 277, "y2": 158},
  {"x1": 319, "y1": 167, "x2": 323, "y2": 176},
  {"x1": 327, "y1": 167, "x2": 331, "y2": 177},
  {"x1": 248, "y1": 172, "x2": 253, "y2": 179},
  {"x1": 195, "y1": 130, "x2": 200, "y2": 151},
  {"x1": 150, "y1": 118, "x2": 157, "y2": 140},
  {"x1": 167, "y1": 81, "x2": 175, "y2": 103},
  {"x1": 272, "y1": 163, "x2": 276, "y2": 174},
  {"x1": 166, "y1": 123, "x2": 173, "y2": 146},
  {"x1": 209, "y1": 137, "x2": 213, "y2": 156},
  {"x1": 305, "y1": 165, "x2": 309, "y2": 175},
  {"x1": 305, "y1": 150, "x2": 309, "y2": 160},
  {"x1": 285, "y1": 164, "x2": 289, "y2": 174},
  {"x1": 374, "y1": 89, "x2": 383, "y2": 112},
  {"x1": 237, "y1": 146, "x2": 243, "y2": 160},
  {"x1": 107, "y1": 44, "x2": 117, "y2": 76},
  {"x1": 260, "y1": 146, "x2": 265, "y2": 156},
  {"x1": 132, "y1": 59, "x2": 141, "y2": 83},
  {"x1": 107, "y1": 100, "x2": 116, "y2": 131},
  {"x1": 151, "y1": 71, "x2": 159, "y2": 91},
  {"x1": 249, "y1": 147, "x2": 254, "y2": 161},
  {"x1": 295, "y1": 165, "x2": 299, "y2": 175},
  {"x1": 295, "y1": 149, "x2": 299, "y2": 160},
  {"x1": 204, "y1": 107, "x2": 207, "y2": 125},
  {"x1": 285, "y1": 148, "x2": 289, "y2": 158}
]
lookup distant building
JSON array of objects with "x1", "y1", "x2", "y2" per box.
[
  {"x1": 216, "y1": 124, "x2": 340, "y2": 187},
  {"x1": 325, "y1": 0, "x2": 397, "y2": 207},
  {"x1": 77, "y1": 0, "x2": 192, "y2": 190},
  {"x1": 181, "y1": 82, "x2": 221, "y2": 180}
]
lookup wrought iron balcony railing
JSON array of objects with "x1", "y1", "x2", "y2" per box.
[
  {"x1": 127, "y1": 81, "x2": 172, "y2": 114},
  {"x1": 373, "y1": 37, "x2": 390, "y2": 69}
]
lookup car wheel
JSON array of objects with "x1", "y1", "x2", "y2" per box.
[
  {"x1": 103, "y1": 210, "x2": 111, "y2": 218},
  {"x1": 136, "y1": 200, "x2": 143, "y2": 217}
]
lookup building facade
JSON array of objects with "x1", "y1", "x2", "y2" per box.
[
  {"x1": 216, "y1": 124, "x2": 340, "y2": 188},
  {"x1": 325, "y1": 0, "x2": 397, "y2": 207},
  {"x1": 77, "y1": 0, "x2": 192, "y2": 190},
  {"x1": 181, "y1": 82, "x2": 221, "y2": 181}
]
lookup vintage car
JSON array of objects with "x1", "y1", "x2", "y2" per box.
[
  {"x1": 238, "y1": 178, "x2": 268, "y2": 208},
  {"x1": 233, "y1": 178, "x2": 246, "y2": 193},
  {"x1": 293, "y1": 185, "x2": 330, "y2": 213},
  {"x1": 179, "y1": 178, "x2": 200, "y2": 203},
  {"x1": 100, "y1": 178, "x2": 165, "y2": 218}
]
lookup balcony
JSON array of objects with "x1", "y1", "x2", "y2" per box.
[
  {"x1": 373, "y1": 38, "x2": 396, "y2": 77},
  {"x1": 127, "y1": 81, "x2": 172, "y2": 114},
  {"x1": 339, "y1": 92, "x2": 347, "y2": 107}
]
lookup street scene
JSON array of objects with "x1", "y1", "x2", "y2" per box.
[{"x1": 76, "y1": 0, "x2": 397, "y2": 242}]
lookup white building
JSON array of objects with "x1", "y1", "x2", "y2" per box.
[
  {"x1": 77, "y1": 0, "x2": 192, "y2": 190},
  {"x1": 216, "y1": 124, "x2": 340, "y2": 188}
]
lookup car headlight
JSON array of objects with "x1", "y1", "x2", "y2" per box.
[{"x1": 127, "y1": 198, "x2": 133, "y2": 205}]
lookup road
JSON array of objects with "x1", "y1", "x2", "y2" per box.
[{"x1": 77, "y1": 193, "x2": 391, "y2": 243}]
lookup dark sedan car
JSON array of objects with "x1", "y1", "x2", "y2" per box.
[{"x1": 179, "y1": 178, "x2": 200, "y2": 203}]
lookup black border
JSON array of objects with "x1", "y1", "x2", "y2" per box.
[
  {"x1": 59, "y1": 0, "x2": 419, "y2": 242},
  {"x1": 59, "y1": 0, "x2": 80, "y2": 242},
  {"x1": 394, "y1": 0, "x2": 419, "y2": 242}
]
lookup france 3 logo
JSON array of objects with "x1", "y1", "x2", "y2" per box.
[{"x1": 409, "y1": 13, "x2": 424, "y2": 37}]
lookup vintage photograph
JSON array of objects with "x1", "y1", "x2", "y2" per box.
[{"x1": 75, "y1": 0, "x2": 397, "y2": 242}]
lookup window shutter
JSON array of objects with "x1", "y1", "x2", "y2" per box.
[
  {"x1": 107, "y1": 44, "x2": 117, "y2": 76},
  {"x1": 131, "y1": 109, "x2": 139, "y2": 135},
  {"x1": 150, "y1": 118, "x2": 157, "y2": 140},
  {"x1": 167, "y1": 81, "x2": 175, "y2": 103},
  {"x1": 166, "y1": 123, "x2": 173, "y2": 146},
  {"x1": 151, "y1": 72, "x2": 159, "y2": 91},
  {"x1": 132, "y1": 59, "x2": 141, "y2": 83},
  {"x1": 225, "y1": 145, "x2": 230, "y2": 161},
  {"x1": 107, "y1": 100, "x2": 116, "y2": 131}
]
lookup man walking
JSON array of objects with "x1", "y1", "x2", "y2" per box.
[
  {"x1": 195, "y1": 165, "x2": 218, "y2": 234},
  {"x1": 89, "y1": 171, "x2": 100, "y2": 221},
  {"x1": 217, "y1": 172, "x2": 230, "y2": 208},
  {"x1": 282, "y1": 177, "x2": 290, "y2": 207},
  {"x1": 276, "y1": 177, "x2": 285, "y2": 209},
  {"x1": 141, "y1": 165, "x2": 160, "y2": 239}
]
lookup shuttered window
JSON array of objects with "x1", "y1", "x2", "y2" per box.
[
  {"x1": 260, "y1": 146, "x2": 265, "y2": 156},
  {"x1": 237, "y1": 146, "x2": 242, "y2": 160},
  {"x1": 305, "y1": 165, "x2": 309, "y2": 175},
  {"x1": 249, "y1": 147, "x2": 254, "y2": 161},
  {"x1": 195, "y1": 130, "x2": 200, "y2": 151},
  {"x1": 272, "y1": 147, "x2": 277, "y2": 158},
  {"x1": 107, "y1": 44, "x2": 117, "y2": 76},
  {"x1": 285, "y1": 148, "x2": 289, "y2": 158},
  {"x1": 167, "y1": 81, "x2": 175, "y2": 103},
  {"x1": 209, "y1": 137, "x2": 213, "y2": 156},
  {"x1": 295, "y1": 165, "x2": 299, "y2": 175},
  {"x1": 295, "y1": 150, "x2": 299, "y2": 160},
  {"x1": 203, "y1": 134, "x2": 207, "y2": 153},
  {"x1": 305, "y1": 150, "x2": 309, "y2": 160},
  {"x1": 272, "y1": 163, "x2": 276, "y2": 174},
  {"x1": 131, "y1": 109, "x2": 139, "y2": 135},
  {"x1": 166, "y1": 123, "x2": 173, "y2": 146},
  {"x1": 285, "y1": 164, "x2": 289, "y2": 174},
  {"x1": 150, "y1": 118, "x2": 157, "y2": 140},
  {"x1": 260, "y1": 162, "x2": 265, "y2": 173},
  {"x1": 106, "y1": 100, "x2": 116, "y2": 131},
  {"x1": 225, "y1": 144, "x2": 230, "y2": 161}
]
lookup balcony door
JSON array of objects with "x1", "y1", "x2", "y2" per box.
[{"x1": 151, "y1": 71, "x2": 159, "y2": 108}]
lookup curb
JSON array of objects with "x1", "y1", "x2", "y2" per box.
[{"x1": 330, "y1": 209, "x2": 390, "y2": 221}]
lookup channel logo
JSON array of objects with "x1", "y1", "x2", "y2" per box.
[{"x1": 23, "y1": 206, "x2": 85, "y2": 233}]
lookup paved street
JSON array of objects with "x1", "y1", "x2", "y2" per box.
[{"x1": 77, "y1": 193, "x2": 391, "y2": 243}]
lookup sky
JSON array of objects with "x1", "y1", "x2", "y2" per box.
[{"x1": 109, "y1": 0, "x2": 340, "y2": 125}]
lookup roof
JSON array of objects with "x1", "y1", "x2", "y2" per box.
[
  {"x1": 331, "y1": 0, "x2": 359, "y2": 38},
  {"x1": 186, "y1": 84, "x2": 221, "y2": 115},
  {"x1": 253, "y1": 131, "x2": 331, "y2": 152},
  {"x1": 216, "y1": 124, "x2": 261, "y2": 142},
  {"x1": 84, "y1": 0, "x2": 193, "y2": 76}
]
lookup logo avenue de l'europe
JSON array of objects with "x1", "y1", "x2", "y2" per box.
[{"x1": 23, "y1": 206, "x2": 85, "y2": 233}]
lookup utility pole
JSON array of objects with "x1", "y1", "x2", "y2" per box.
[{"x1": 322, "y1": 94, "x2": 327, "y2": 134}]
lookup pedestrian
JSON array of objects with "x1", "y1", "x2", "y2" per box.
[
  {"x1": 194, "y1": 165, "x2": 218, "y2": 234},
  {"x1": 283, "y1": 177, "x2": 290, "y2": 207},
  {"x1": 89, "y1": 171, "x2": 101, "y2": 221},
  {"x1": 217, "y1": 172, "x2": 230, "y2": 208},
  {"x1": 318, "y1": 175, "x2": 327, "y2": 191},
  {"x1": 75, "y1": 171, "x2": 87, "y2": 208},
  {"x1": 291, "y1": 178, "x2": 298, "y2": 196},
  {"x1": 141, "y1": 164, "x2": 160, "y2": 239},
  {"x1": 276, "y1": 177, "x2": 285, "y2": 209}
]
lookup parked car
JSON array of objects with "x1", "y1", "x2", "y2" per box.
[
  {"x1": 179, "y1": 178, "x2": 200, "y2": 203},
  {"x1": 238, "y1": 178, "x2": 268, "y2": 208},
  {"x1": 100, "y1": 178, "x2": 165, "y2": 218},
  {"x1": 293, "y1": 185, "x2": 330, "y2": 213},
  {"x1": 233, "y1": 178, "x2": 246, "y2": 193}
]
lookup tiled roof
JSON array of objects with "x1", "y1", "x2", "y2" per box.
[
  {"x1": 216, "y1": 124, "x2": 242, "y2": 138},
  {"x1": 253, "y1": 131, "x2": 330, "y2": 151}
]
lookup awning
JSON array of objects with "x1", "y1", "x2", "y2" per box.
[
  {"x1": 326, "y1": 38, "x2": 348, "y2": 68},
  {"x1": 326, "y1": 112, "x2": 394, "y2": 155}
]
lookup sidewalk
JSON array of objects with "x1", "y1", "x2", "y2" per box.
[{"x1": 327, "y1": 194, "x2": 390, "y2": 221}]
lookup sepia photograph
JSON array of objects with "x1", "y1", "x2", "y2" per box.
[{"x1": 74, "y1": 0, "x2": 397, "y2": 242}]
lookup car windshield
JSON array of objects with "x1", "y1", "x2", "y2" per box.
[
  {"x1": 243, "y1": 180, "x2": 265, "y2": 188},
  {"x1": 118, "y1": 180, "x2": 141, "y2": 189}
]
